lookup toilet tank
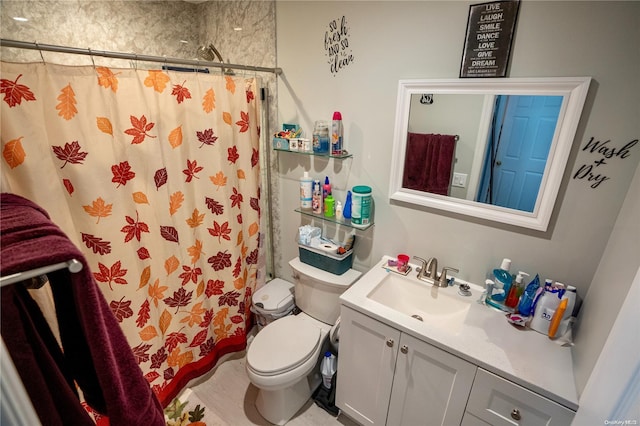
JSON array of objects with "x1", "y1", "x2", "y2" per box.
[{"x1": 289, "y1": 257, "x2": 362, "y2": 325}]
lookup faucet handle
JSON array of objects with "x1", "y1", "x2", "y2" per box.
[
  {"x1": 412, "y1": 256, "x2": 428, "y2": 277},
  {"x1": 437, "y1": 266, "x2": 459, "y2": 287}
]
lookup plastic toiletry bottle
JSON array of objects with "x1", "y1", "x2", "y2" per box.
[
  {"x1": 313, "y1": 121, "x2": 330, "y2": 154},
  {"x1": 343, "y1": 191, "x2": 352, "y2": 219},
  {"x1": 300, "y1": 171, "x2": 313, "y2": 210},
  {"x1": 335, "y1": 200, "x2": 343, "y2": 220},
  {"x1": 505, "y1": 271, "x2": 529, "y2": 309},
  {"x1": 323, "y1": 176, "x2": 331, "y2": 200},
  {"x1": 312, "y1": 180, "x2": 322, "y2": 214},
  {"x1": 548, "y1": 298, "x2": 568, "y2": 338},
  {"x1": 491, "y1": 258, "x2": 512, "y2": 302},
  {"x1": 351, "y1": 185, "x2": 372, "y2": 228},
  {"x1": 320, "y1": 351, "x2": 337, "y2": 389},
  {"x1": 324, "y1": 194, "x2": 335, "y2": 217},
  {"x1": 517, "y1": 274, "x2": 540, "y2": 316},
  {"x1": 331, "y1": 111, "x2": 343, "y2": 156},
  {"x1": 529, "y1": 285, "x2": 562, "y2": 335},
  {"x1": 556, "y1": 286, "x2": 577, "y2": 337}
]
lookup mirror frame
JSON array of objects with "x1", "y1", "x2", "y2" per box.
[{"x1": 389, "y1": 77, "x2": 591, "y2": 231}]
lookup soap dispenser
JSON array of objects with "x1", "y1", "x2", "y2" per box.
[{"x1": 505, "y1": 271, "x2": 529, "y2": 309}]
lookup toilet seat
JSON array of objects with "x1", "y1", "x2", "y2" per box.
[{"x1": 247, "y1": 315, "x2": 321, "y2": 376}]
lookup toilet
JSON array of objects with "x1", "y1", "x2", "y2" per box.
[{"x1": 246, "y1": 257, "x2": 361, "y2": 425}]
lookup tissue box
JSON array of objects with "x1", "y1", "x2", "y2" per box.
[
  {"x1": 272, "y1": 137, "x2": 289, "y2": 150},
  {"x1": 298, "y1": 244, "x2": 353, "y2": 275}
]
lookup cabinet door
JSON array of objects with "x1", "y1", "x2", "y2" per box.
[
  {"x1": 386, "y1": 333, "x2": 477, "y2": 426},
  {"x1": 336, "y1": 307, "x2": 400, "y2": 426}
]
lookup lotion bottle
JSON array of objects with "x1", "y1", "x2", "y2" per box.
[
  {"x1": 300, "y1": 171, "x2": 313, "y2": 210},
  {"x1": 312, "y1": 180, "x2": 322, "y2": 214}
]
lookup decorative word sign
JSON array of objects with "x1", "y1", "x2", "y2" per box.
[
  {"x1": 573, "y1": 137, "x2": 638, "y2": 188},
  {"x1": 325, "y1": 16, "x2": 354, "y2": 76},
  {"x1": 460, "y1": 0, "x2": 520, "y2": 78}
]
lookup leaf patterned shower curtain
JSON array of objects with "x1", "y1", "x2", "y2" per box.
[{"x1": 1, "y1": 61, "x2": 262, "y2": 406}]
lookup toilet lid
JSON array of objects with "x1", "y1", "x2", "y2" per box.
[{"x1": 247, "y1": 315, "x2": 321, "y2": 375}]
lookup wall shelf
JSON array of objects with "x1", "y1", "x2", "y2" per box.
[
  {"x1": 274, "y1": 147, "x2": 353, "y2": 159},
  {"x1": 295, "y1": 208, "x2": 373, "y2": 230}
]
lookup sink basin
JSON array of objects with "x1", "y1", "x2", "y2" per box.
[{"x1": 367, "y1": 272, "x2": 473, "y2": 333}]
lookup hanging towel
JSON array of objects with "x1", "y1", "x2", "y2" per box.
[
  {"x1": 402, "y1": 133, "x2": 457, "y2": 195},
  {"x1": 0, "y1": 193, "x2": 165, "y2": 426}
]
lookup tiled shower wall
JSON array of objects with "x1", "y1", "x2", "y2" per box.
[{"x1": 0, "y1": 0, "x2": 281, "y2": 278}]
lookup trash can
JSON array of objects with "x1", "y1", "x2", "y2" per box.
[{"x1": 251, "y1": 278, "x2": 295, "y2": 331}]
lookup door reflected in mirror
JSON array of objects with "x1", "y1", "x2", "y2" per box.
[{"x1": 390, "y1": 77, "x2": 591, "y2": 231}]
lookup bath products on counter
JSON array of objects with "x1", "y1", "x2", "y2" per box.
[
  {"x1": 351, "y1": 185, "x2": 372, "y2": 228},
  {"x1": 548, "y1": 298, "x2": 568, "y2": 339},
  {"x1": 505, "y1": 271, "x2": 529, "y2": 309},
  {"x1": 517, "y1": 274, "x2": 541, "y2": 316},
  {"x1": 490, "y1": 258, "x2": 512, "y2": 303},
  {"x1": 529, "y1": 284, "x2": 563, "y2": 335},
  {"x1": 331, "y1": 111, "x2": 343, "y2": 156},
  {"x1": 312, "y1": 180, "x2": 322, "y2": 214},
  {"x1": 300, "y1": 171, "x2": 313, "y2": 210}
]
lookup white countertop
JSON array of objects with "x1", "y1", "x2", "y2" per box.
[{"x1": 339, "y1": 255, "x2": 579, "y2": 411}]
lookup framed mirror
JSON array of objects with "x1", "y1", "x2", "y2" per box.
[{"x1": 389, "y1": 77, "x2": 591, "y2": 231}]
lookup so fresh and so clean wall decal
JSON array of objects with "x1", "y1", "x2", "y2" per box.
[
  {"x1": 325, "y1": 15, "x2": 354, "y2": 76},
  {"x1": 572, "y1": 136, "x2": 638, "y2": 188}
]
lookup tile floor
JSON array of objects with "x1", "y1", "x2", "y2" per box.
[{"x1": 189, "y1": 351, "x2": 359, "y2": 426}]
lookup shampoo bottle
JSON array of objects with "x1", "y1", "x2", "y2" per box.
[
  {"x1": 324, "y1": 194, "x2": 335, "y2": 217},
  {"x1": 300, "y1": 171, "x2": 313, "y2": 210}
]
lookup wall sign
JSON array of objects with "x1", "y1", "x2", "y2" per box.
[
  {"x1": 573, "y1": 137, "x2": 638, "y2": 188},
  {"x1": 325, "y1": 15, "x2": 354, "y2": 76},
  {"x1": 460, "y1": 0, "x2": 520, "y2": 78}
]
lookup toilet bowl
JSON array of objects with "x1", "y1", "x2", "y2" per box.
[{"x1": 246, "y1": 257, "x2": 361, "y2": 425}]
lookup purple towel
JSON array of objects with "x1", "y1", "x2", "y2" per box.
[
  {"x1": 402, "y1": 133, "x2": 457, "y2": 195},
  {"x1": 0, "y1": 193, "x2": 164, "y2": 425}
]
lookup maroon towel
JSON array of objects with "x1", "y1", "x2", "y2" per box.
[
  {"x1": 0, "y1": 193, "x2": 164, "y2": 426},
  {"x1": 402, "y1": 133, "x2": 457, "y2": 195}
]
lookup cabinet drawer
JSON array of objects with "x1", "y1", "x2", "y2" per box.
[{"x1": 466, "y1": 369, "x2": 575, "y2": 426}]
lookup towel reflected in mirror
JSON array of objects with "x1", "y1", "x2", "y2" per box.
[{"x1": 402, "y1": 132, "x2": 457, "y2": 196}]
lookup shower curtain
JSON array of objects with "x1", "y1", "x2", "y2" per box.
[{"x1": 0, "y1": 61, "x2": 262, "y2": 406}]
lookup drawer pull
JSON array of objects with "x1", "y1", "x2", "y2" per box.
[
  {"x1": 400, "y1": 345, "x2": 408, "y2": 354},
  {"x1": 386, "y1": 338, "x2": 394, "y2": 347},
  {"x1": 511, "y1": 408, "x2": 521, "y2": 421}
]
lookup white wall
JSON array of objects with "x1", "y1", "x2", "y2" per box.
[{"x1": 275, "y1": 0, "x2": 640, "y2": 397}]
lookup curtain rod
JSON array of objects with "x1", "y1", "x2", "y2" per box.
[{"x1": 0, "y1": 39, "x2": 282, "y2": 76}]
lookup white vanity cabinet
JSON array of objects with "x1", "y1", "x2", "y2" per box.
[
  {"x1": 336, "y1": 306, "x2": 576, "y2": 426},
  {"x1": 336, "y1": 306, "x2": 477, "y2": 426}
]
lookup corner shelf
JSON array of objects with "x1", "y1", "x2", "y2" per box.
[
  {"x1": 274, "y1": 147, "x2": 353, "y2": 159},
  {"x1": 295, "y1": 208, "x2": 373, "y2": 231}
]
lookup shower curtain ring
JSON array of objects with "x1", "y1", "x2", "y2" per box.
[
  {"x1": 88, "y1": 48, "x2": 96, "y2": 69},
  {"x1": 34, "y1": 41, "x2": 45, "y2": 64}
]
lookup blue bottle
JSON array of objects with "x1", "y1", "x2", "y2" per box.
[{"x1": 343, "y1": 191, "x2": 352, "y2": 219}]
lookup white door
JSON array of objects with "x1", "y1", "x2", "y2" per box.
[
  {"x1": 336, "y1": 307, "x2": 400, "y2": 426},
  {"x1": 386, "y1": 333, "x2": 477, "y2": 426}
]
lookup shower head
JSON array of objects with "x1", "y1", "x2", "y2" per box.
[
  {"x1": 197, "y1": 44, "x2": 223, "y2": 62},
  {"x1": 197, "y1": 43, "x2": 235, "y2": 75}
]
